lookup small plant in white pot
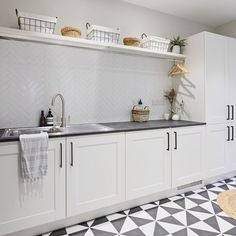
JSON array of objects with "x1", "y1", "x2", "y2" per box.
[{"x1": 170, "y1": 36, "x2": 187, "y2": 54}]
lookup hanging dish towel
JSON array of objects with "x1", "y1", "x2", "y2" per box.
[{"x1": 19, "y1": 132, "x2": 49, "y2": 181}]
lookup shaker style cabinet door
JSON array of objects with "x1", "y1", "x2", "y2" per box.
[
  {"x1": 205, "y1": 33, "x2": 227, "y2": 124},
  {"x1": 226, "y1": 125, "x2": 236, "y2": 172},
  {"x1": 66, "y1": 133, "x2": 125, "y2": 217},
  {"x1": 227, "y1": 38, "x2": 236, "y2": 122},
  {"x1": 126, "y1": 129, "x2": 171, "y2": 200},
  {"x1": 172, "y1": 126, "x2": 205, "y2": 188},
  {"x1": 0, "y1": 139, "x2": 66, "y2": 236},
  {"x1": 205, "y1": 124, "x2": 226, "y2": 178}
]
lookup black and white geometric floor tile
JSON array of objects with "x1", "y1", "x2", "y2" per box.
[{"x1": 42, "y1": 177, "x2": 236, "y2": 236}]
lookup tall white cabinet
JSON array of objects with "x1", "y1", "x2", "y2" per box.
[{"x1": 183, "y1": 32, "x2": 236, "y2": 178}]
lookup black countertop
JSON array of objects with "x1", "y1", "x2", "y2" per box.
[{"x1": 0, "y1": 120, "x2": 206, "y2": 142}]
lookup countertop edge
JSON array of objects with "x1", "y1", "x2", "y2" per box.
[{"x1": 0, "y1": 120, "x2": 206, "y2": 143}]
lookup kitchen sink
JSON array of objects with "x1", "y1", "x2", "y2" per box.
[
  {"x1": 2, "y1": 127, "x2": 63, "y2": 137},
  {"x1": 2, "y1": 124, "x2": 113, "y2": 138}
]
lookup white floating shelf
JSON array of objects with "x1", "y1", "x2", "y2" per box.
[{"x1": 0, "y1": 27, "x2": 186, "y2": 61}]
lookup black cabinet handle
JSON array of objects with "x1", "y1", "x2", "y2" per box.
[
  {"x1": 174, "y1": 132, "x2": 177, "y2": 150},
  {"x1": 231, "y1": 126, "x2": 234, "y2": 141},
  {"x1": 227, "y1": 126, "x2": 230, "y2": 141},
  {"x1": 70, "y1": 142, "x2": 74, "y2": 166},
  {"x1": 227, "y1": 105, "x2": 230, "y2": 120},
  {"x1": 60, "y1": 143, "x2": 63, "y2": 168},
  {"x1": 166, "y1": 132, "x2": 170, "y2": 151},
  {"x1": 232, "y1": 105, "x2": 234, "y2": 120}
]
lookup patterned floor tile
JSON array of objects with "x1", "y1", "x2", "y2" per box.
[{"x1": 43, "y1": 176, "x2": 236, "y2": 236}]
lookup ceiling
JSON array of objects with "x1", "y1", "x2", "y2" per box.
[{"x1": 121, "y1": 0, "x2": 236, "y2": 27}]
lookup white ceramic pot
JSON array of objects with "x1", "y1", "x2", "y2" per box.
[
  {"x1": 172, "y1": 114, "x2": 180, "y2": 120},
  {"x1": 172, "y1": 45, "x2": 181, "y2": 54},
  {"x1": 164, "y1": 113, "x2": 171, "y2": 120}
]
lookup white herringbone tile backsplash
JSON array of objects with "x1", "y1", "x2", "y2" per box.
[{"x1": 0, "y1": 39, "x2": 172, "y2": 128}]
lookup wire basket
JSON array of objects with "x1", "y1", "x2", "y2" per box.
[
  {"x1": 140, "y1": 33, "x2": 170, "y2": 52},
  {"x1": 86, "y1": 23, "x2": 120, "y2": 44},
  {"x1": 15, "y1": 9, "x2": 57, "y2": 34}
]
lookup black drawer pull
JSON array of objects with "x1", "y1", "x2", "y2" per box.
[
  {"x1": 232, "y1": 105, "x2": 234, "y2": 120},
  {"x1": 227, "y1": 126, "x2": 230, "y2": 141},
  {"x1": 174, "y1": 132, "x2": 177, "y2": 150},
  {"x1": 60, "y1": 143, "x2": 63, "y2": 168},
  {"x1": 166, "y1": 132, "x2": 170, "y2": 151},
  {"x1": 70, "y1": 142, "x2": 74, "y2": 166},
  {"x1": 232, "y1": 126, "x2": 234, "y2": 141},
  {"x1": 227, "y1": 105, "x2": 230, "y2": 120}
]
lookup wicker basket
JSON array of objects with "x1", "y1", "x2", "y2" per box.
[
  {"x1": 132, "y1": 106, "x2": 150, "y2": 122},
  {"x1": 123, "y1": 37, "x2": 140, "y2": 47},
  {"x1": 140, "y1": 33, "x2": 170, "y2": 52},
  {"x1": 61, "y1": 26, "x2": 81, "y2": 38}
]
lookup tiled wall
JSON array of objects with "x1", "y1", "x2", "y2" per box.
[{"x1": 0, "y1": 39, "x2": 172, "y2": 128}]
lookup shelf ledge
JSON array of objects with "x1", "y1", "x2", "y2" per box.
[{"x1": 0, "y1": 26, "x2": 186, "y2": 61}]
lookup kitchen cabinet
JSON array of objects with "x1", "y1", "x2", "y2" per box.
[
  {"x1": 205, "y1": 33, "x2": 227, "y2": 124},
  {"x1": 126, "y1": 129, "x2": 171, "y2": 200},
  {"x1": 205, "y1": 124, "x2": 226, "y2": 178},
  {"x1": 0, "y1": 138, "x2": 66, "y2": 236},
  {"x1": 183, "y1": 32, "x2": 228, "y2": 124},
  {"x1": 66, "y1": 133, "x2": 125, "y2": 216},
  {"x1": 226, "y1": 124, "x2": 236, "y2": 172},
  {"x1": 126, "y1": 126, "x2": 205, "y2": 199},
  {"x1": 227, "y1": 38, "x2": 236, "y2": 122},
  {"x1": 172, "y1": 126, "x2": 205, "y2": 188}
]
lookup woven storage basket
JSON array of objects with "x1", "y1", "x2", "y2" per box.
[
  {"x1": 61, "y1": 26, "x2": 81, "y2": 38},
  {"x1": 132, "y1": 106, "x2": 150, "y2": 122},
  {"x1": 123, "y1": 37, "x2": 140, "y2": 47}
]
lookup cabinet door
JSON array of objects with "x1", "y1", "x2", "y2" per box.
[
  {"x1": 205, "y1": 33, "x2": 227, "y2": 124},
  {"x1": 172, "y1": 126, "x2": 205, "y2": 188},
  {"x1": 206, "y1": 124, "x2": 226, "y2": 178},
  {"x1": 226, "y1": 124, "x2": 236, "y2": 172},
  {"x1": 0, "y1": 139, "x2": 66, "y2": 236},
  {"x1": 126, "y1": 129, "x2": 171, "y2": 200},
  {"x1": 67, "y1": 133, "x2": 125, "y2": 217},
  {"x1": 227, "y1": 38, "x2": 236, "y2": 122}
]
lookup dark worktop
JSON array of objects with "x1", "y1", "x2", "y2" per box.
[{"x1": 0, "y1": 120, "x2": 206, "y2": 142}]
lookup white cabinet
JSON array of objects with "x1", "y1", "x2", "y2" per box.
[
  {"x1": 205, "y1": 33, "x2": 227, "y2": 124},
  {"x1": 206, "y1": 124, "x2": 226, "y2": 178},
  {"x1": 0, "y1": 139, "x2": 66, "y2": 236},
  {"x1": 227, "y1": 38, "x2": 236, "y2": 122},
  {"x1": 226, "y1": 124, "x2": 236, "y2": 172},
  {"x1": 126, "y1": 129, "x2": 171, "y2": 200},
  {"x1": 183, "y1": 32, "x2": 228, "y2": 124},
  {"x1": 66, "y1": 133, "x2": 125, "y2": 216},
  {"x1": 172, "y1": 126, "x2": 205, "y2": 188}
]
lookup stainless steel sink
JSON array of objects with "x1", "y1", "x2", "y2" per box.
[
  {"x1": 2, "y1": 124, "x2": 113, "y2": 138},
  {"x1": 2, "y1": 127, "x2": 63, "y2": 137}
]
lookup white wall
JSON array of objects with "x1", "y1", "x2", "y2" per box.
[
  {"x1": 215, "y1": 20, "x2": 236, "y2": 38},
  {"x1": 0, "y1": 0, "x2": 212, "y2": 38},
  {"x1": 0, "y1": 0, "x2": 213, "y2": 128}
]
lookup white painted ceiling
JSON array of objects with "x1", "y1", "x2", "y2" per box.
[{"x1": 121, "y1": 0, "x2": 236, "y2": 27}]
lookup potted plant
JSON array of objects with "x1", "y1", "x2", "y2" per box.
[
  {"x1": 164, "y1": 88, "x2": 177, "y2": 119},
  {"x1": 170, "y1": 36, "x2": 187, "y2": 54}
]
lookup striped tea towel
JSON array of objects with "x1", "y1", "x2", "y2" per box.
[{"x1": 19, "y1": 132, "x2": 49, "y2": 180}]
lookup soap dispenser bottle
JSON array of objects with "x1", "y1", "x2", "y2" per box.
[
  {"x1": 46, "y1": 108, "x2": 54, "y2": 126},
  {"x1": 137, "y1": 99, "x2": 143, "y2": 110},
  {"x1": 39, "y1": 110, "x2": 46, "y2": 127}
]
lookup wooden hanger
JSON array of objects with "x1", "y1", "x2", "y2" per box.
[{"x1": 168, "y1": 63, "x2": 189, "y2": 77}]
